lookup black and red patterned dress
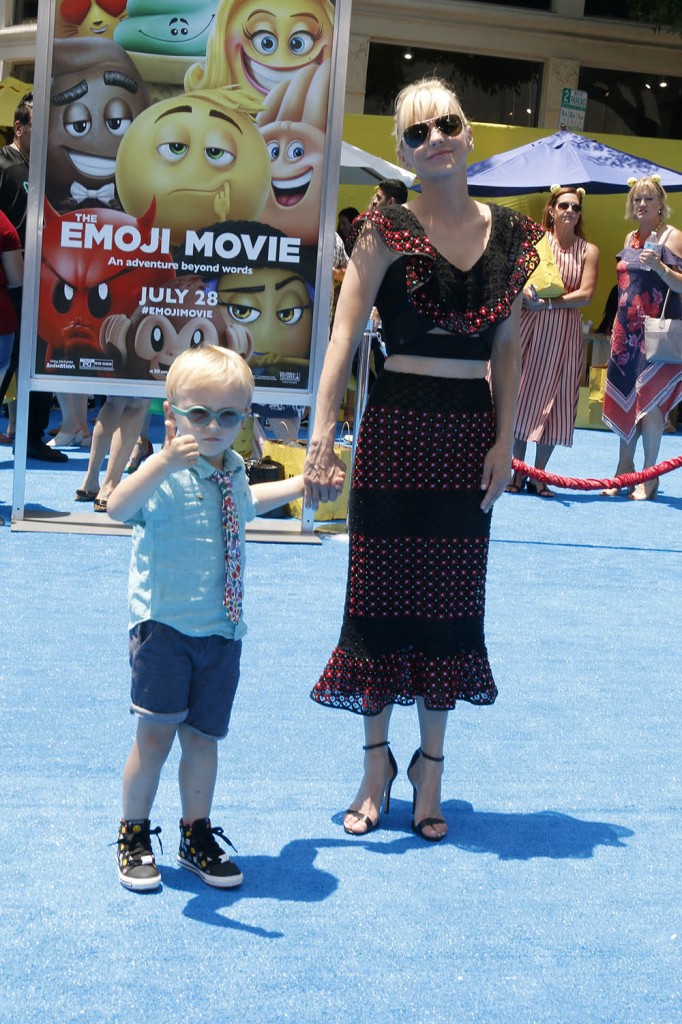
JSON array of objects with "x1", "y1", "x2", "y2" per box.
[{"x1": 311, "y1": 204, "x2": 542, "y2": 715}]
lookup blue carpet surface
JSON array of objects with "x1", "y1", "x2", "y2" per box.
[{"x1": 1, "y1": 423, "x2": 680, "y2": 1024}]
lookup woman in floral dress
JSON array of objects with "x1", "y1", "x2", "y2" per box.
[{"x1": 602, "y1": 176, "x2": 682, "y2": 499}]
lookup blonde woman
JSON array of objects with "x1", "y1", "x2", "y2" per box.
[
  {"x1": 303, "y1": 77, "x2": 543, "y2": 842},
  {"x1": 508, "y1": 186, "x2": 599, "y2": 496},
  {"x1": 602, "y1": 176, "x2": 682, "y2": 499}
]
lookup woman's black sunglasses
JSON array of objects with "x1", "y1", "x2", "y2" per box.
[
  {"x1": 556, "y1": 201, "x2": 582, "y2": 213},
  {"x1": 402, "y1": 113, "x2": 464, "y2": 149}
]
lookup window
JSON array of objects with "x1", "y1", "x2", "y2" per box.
[
  {"x1": 365, "y1": 44, "x2": 542, "y2": 128},
  {"x1": 8, "y1": 62, "x2": 34, "y2": 85},
  {"x1": 579, "y1": 66, "x2": 682, "y2": 138},
  {"x1": 584, "y1": 0, "x2": 634, "y2": 17},
  {"x1": 12, "y1": 1, "x2": 38, "y2": 23}
]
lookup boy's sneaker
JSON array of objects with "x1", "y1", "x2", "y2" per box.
[
  {"x1": 116, "y1": 819, "x2": 162, "y2": 891},
  {"x1": 177, "y1": 818, "x2": 243, "y2": 888}
]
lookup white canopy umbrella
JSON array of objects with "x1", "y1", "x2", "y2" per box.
[{"x1": 340, "y1": 141, "x2": 415, "y2": 187}]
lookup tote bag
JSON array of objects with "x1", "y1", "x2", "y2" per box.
[
  {"x1": 644, "y1": 288, "x2": 682, "y2": 364},
  {"x1": 526, "y1": 234, "x2": 564, "y2": 298}
]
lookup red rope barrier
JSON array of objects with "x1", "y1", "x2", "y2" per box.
[{"x1": 511, "y1": 453, "x2": 682, "y2": 491}]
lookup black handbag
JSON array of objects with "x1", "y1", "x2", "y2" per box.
[{"x1": 244, "y1": 456, "x2": 290, "y2": 518}]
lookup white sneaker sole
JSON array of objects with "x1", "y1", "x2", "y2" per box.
[
  {"x1": 177, "y1": 854, "x2": 243, "y2": 888},
  {"x1": 118, "y1": 867, "x2": 161, "y2": 891}
]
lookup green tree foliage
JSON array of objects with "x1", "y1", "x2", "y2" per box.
[{"x1": 627, "y1": 0, "x2": 682, "y2": 34}]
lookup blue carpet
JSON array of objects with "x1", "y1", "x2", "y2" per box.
[{"x1": 1, "y1": 424, "x2": 680, "y2": 1024}]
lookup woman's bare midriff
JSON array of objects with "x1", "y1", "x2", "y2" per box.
[{"x1": 383, "y1": 353, "x2": 488, "y2": 379}]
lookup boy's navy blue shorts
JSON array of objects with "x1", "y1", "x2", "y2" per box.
[{"x1": 129, "y1": 620, "x2": 241, "y2": 739}]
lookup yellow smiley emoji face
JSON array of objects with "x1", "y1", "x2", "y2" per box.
[{"x1": 115, "y1": 89, "x2": 271, "y2": 243}]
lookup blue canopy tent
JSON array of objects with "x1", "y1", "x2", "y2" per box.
[{"x1": 466, "y1": 131, "x2": 682, "y2": 195}]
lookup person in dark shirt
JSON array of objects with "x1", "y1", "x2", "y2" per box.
[{"x1": 0, "y1": 92, "x2": 67, "y2": 463}]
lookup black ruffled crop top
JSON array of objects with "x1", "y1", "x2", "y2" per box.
[{"x1": 349, "y1": 204, "x2": 543, "y2": 361}]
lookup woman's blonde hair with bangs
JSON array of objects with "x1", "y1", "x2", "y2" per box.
[{"x1": 393, "y1": 77, "x2": 467, "y2": 154}]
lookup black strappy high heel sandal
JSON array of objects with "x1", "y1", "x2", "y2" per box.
[
  {"x1": 343, "y1": 741, "x2": 398, "y2": 835},
  {"x1": 407, "y1": 747, "x2": 447, "y2": 842}
]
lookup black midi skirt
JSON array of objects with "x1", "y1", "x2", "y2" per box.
[{"x1": 311, "y1": 369, "x2": 499, "y2": 715}]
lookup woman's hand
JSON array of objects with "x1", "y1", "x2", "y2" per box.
[
  {"x1": 638, "y1": 248, "x2": 667, "y2": 277},
  {"x1": 523, "y1": 287, "x2": 552, "y2": 312},
  {"x1": 479, "y1": 440, "x2": 512, "y2": 514},
  {"x1": 303, "y1": 439, "x2": 346, "y2": 508}
]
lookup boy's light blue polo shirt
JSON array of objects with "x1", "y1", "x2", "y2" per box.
[{"x1": 127, "y1": 450, "x2": 256, "y2": 640}]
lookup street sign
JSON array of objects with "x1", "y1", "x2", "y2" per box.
[{"x1": 559, "y1": 88, "x2": 587, "y2": 131}]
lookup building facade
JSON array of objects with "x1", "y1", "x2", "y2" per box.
[{"x1": 1, "y1": 0, "x2": 681, "y2": 137}]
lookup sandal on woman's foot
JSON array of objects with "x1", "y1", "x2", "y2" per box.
[
  {"x1": 125, "y1": 437, "x2": 154, "y2": 474},
  {"x1": 407, "y1": 748, "x2": 447, "y2": 843},
  {"x1": 505, "y1": 473, "x2": 526, "y2": 494},
  {"x1": 75, "y1": 488, "x2": 98, "y2": 502},
  {"x1": 343, "y1": 741, "x2": 398, "y2": 836},
  {"x1": 93, "y1": 498, "x2": 108, "y2": 513},
  {"x1": 526, "y1": 480, "x2": 555, "y2": 498}
]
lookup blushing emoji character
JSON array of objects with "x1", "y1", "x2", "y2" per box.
[
  {"x1": 184, "y1": 0, "x2": 334, "y2": 103},
  {"x1": 56, "y1": 0, "x2": 128, "y2": 40},
  {"x1": 115, "y1": 87, "x2": 271, "y2": 243}
]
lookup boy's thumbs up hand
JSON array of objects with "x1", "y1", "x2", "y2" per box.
[{"x1": 162, "y1": 416, "x2": 200, "y2": 469}]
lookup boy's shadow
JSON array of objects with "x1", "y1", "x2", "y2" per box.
[
  {"x1": 160, "y1": 837, "x2": 348, "y2": 937},
  {"x1": 160, "y1": 802, "x2": 633, "y2": 935}
]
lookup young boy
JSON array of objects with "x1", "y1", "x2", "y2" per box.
[{"x1": 108, "y1": 345, "x2": 305, "y2": 891}]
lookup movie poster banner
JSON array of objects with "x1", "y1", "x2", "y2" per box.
[{"x1": 35, "y1": 0, "x2": 338, "y2": 392}]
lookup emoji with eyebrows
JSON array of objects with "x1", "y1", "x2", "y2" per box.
[
  {"x1": 257, "y1": 61, "x2": 329, "y2": 244},
  {"x1": 206, "y1": 222, "x2": 315, "y2": 376},
  {"x1": 47, "y1": 37, "x2": 151, "y2": 210},
  {"x1": 114, "y1": 86, "x2": 271, "y2": 244},
  {"x1": 56, "y1": 0, "x2": 128, "y2": 41},
  {"x1": 184, "y1": 0, "x2": 334, "y2": 103}
]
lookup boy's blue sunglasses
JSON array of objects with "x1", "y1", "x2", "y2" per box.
[{"x1": 170, "y1": 404, "x2": 248, "y2": 429}]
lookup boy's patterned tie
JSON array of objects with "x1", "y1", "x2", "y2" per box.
[{"x1": 210, "y1": 470, "x2": 243, "y2": 623}]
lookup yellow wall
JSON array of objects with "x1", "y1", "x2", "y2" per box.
[{"x1": 339, "y1": 113, "x2": 682, "y2": 327}]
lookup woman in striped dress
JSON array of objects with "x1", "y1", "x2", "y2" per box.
[{"x1": 507, "y1": 187, "x2": 600, "y2": 496}]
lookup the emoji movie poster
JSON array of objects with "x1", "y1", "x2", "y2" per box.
[{"x1": 36, "y1": 0, "x2": 339, "y2": 389}]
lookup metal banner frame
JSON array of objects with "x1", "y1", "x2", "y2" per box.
[{"x1": 11, "y1": 0, "x2": 353, "y2": 533}]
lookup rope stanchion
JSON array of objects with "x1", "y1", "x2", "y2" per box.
[{"x1": 511, "y1": 454, "x2": 682, "y2": 492}]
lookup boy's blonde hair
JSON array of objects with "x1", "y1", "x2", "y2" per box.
[
  {"x1": 393, "y1": 76, "x2": 468, "y2": 155},
  {"x1": 166, "y1": 345, "x2": 254, "y2": 407}
]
